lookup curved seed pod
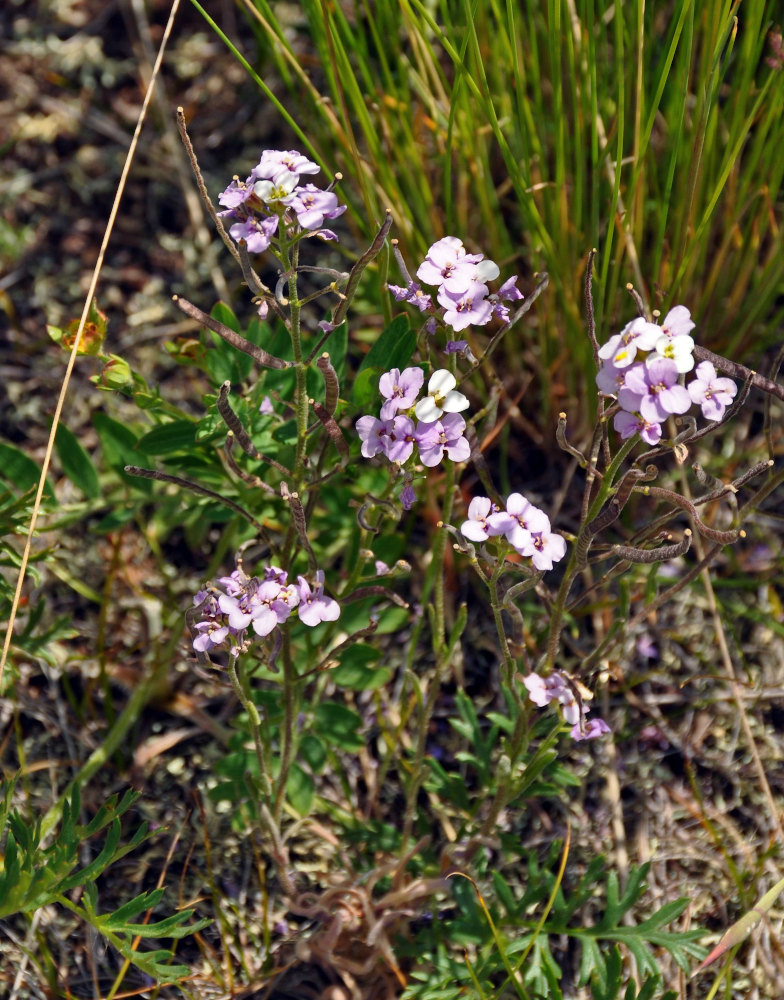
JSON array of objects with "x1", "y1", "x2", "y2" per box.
[
  {"x1": 309, "y1": 399, "x2": 349, "y2": 460},
  {"x1": 280, "y1": 483, "x2": 317, "y2": 571},
  {"x1": 556, "y1": 412, "x2": 588, "y2": 466},
  {"x1": 644, "y1": 485, "x2": 743, "y2": 544},
  {"x1": 612, "y1": 529, "x2": 692, "y2": 563},
  {"x1": 224, "y1": 434, "x2": 276, "y2": 494},
  {"x1": 316, "y1": 353, "x2": 340, "y2": 415},
  {"x1": 124, "y1": 465, "x2": 269, "y2": 538},
  {"x1": 237, "y1": 238, "x2": 271, "y2": 298},
  {"x1": 218, "y1": 382, "x2": 260, "y2": 457},
  {"x1": 173, "y1": 295, "x2": 289, "y2": 370},
  {"x1": 356, "y1": 495, "x2": 400, "y2": 532},
  {"x1": 331, "y1": 211, "x2": 394, "y2": 329},
  {"x1": 176, "y1": 107, "x2": 239, "y2": 265},
  {"x1": 616, "y1": 464, "x2": 657, "y2": 506}
]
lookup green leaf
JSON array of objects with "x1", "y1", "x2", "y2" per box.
[
  {"x1": 286, "y1": 762, "x2": 314, "y2": 817},
  {"x1": 299, "y1": 734, "x2": 327, "y2": 773},
  {"x1": 54, "y1": 424, "x2": 101, "y2": 498},
  {"x1": 136, "y1": 420, "x2": 197, "y2": 455},
  {"x1": 332, "y1": 644, "x2": 391, "y2": 690},
  {"x1": 351, "y1": 366, "x2": 381, "y2": 411},
  {"x1": 0, "y1": 442, "x2": 55, "y2": 499},
  {"x1": 93, "y1": 413, "x2": 144, "y2": 465},
  {"x1": 357, "y1": 314, "x2": 415, "y2": 373},
  {"x1": 313, "y1": 702, "x2": 365, "y2": 751}
]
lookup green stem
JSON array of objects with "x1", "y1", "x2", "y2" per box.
[
  {"x1": 489, "y1": 559, "x2": 516, "y2": 689},
  {"x1": 401, "y1": 459, "x2": 456, "y2": 848},
  {"x1": 227, "y1": 657, "x2": 272, "y2": 800},
  {"x1": 273, "y1": 631, "x2": 297, "y2": 822}
]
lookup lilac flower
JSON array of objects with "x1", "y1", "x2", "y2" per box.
[
  {"x1": 437, "y1": 283, "x2": 493, "y2": 331},
  {"x1": 193, "y1": 589, "x2": 220, "y2": 616},
  {"x1": 288, "y1": 184, "x2": 346, "y2": 230},
  {"x1": 416, "y1": 237, "x2": 498, "y2": 295},
  {"x1": 618, "y1": 357, "x2": 691, "y2": 422},
  {"x1": 444, "y1": 340, "x2": 469, "y2": 354},
  {"x1": 218, "y1": 176, "x2": 255, "y2": 211},
  {"x1": 356, "y1": 416, "x2": 392, "y2": 458},
  {"x1": 571, "y1": 718, "x2": 611, "y2": 741},
  {"x1": 229, "y1": 215, "x2": 279, "y2": 254},
  {"x1": 636, "y1": 632, "x2": 658, "y2": 659},
  {"x1": 503, "y1": 493, "x2": 551, "y2": 552},
  {"x1": 613, "y1": 410, "x2": 663, "y2": 446},
  {"x1": 414, "y1": 369, "x2": 469, "y2": 422},
  {"x1": 497, "y1": 275, "x2": 524, "y2": 301},
  {"x1": 596, "y1": 358, "x2": 628, "y2": 396},
  {"x1": 523, "y1": 671, "x2": 580, "y2": 725},
  {"x1": 254, "y1": 149, "x2": 320, "y2": 181},
  {"x1": 687, "y1": 361, "x2": 737, "y2": 420},
  {"x1": 386, "y1": 416, "x2": 417, "y2": 464},
  {"x1": 216, "y1": 570, "x2": 245, "y2": 597},
  {"x1": 250, "y1": 579, "x2": 299, "y2": 637},
  {"x1": 528, "y1": 527, "x2": 568, "y2": 571},
  {"x1": 598, "y1": 317, "x2": 662, "y2": 369},
  {"x1": 491, "y1": 302, "x2": 510, "y2": 324},
  {"x1": 379, "y1": 367, "x2": 425, "y2": 420},
  {"x1": 259, "y1": 395, "x2": 274, "y2": 415},
  {"x1": 297, "y1": 571, "x2": 340, "y2": 626},
  {"x1": 388, "y1": 281, "x2": 433, "y2": 313},
  {"x1": 265, "y1": 565, "x2": 289, "y2": 585},
  {"x1": 416, "y1": 413, "x2": 471, "y2": 467},
  {"x1": 659, "y1": 304, "x2": 695, "y2": 341},
  {"x1": 460, "y1": 496, "x2": 515, "y2": 542},
  {"x1": 400, "y1": 484, "x2": 417, "y2": 510},
  {"x1": 193, "y1": 620, "x2": 229, "y2": 653}
]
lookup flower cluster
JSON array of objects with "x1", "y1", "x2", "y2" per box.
[
  {"x1": 460, "y1": 493, "x2": 567, "y2": 571},
  {"x1": 192, "y1": 565, "x2": 339, "y2": 656},
  {"x1": 218, "y1": 149, "x2": 346, "y2": 255},
  {"x1": 389, "y1": 236, "x2": 523, "y2": 332},
  {"x1": 596, "y1": 306, "x2": 737, "y2": 445},
  {"x1": 523, "y1": 671, "x2": 610, "y2": 741},
  {"x1": 356, "y1": 368, "x2": 472, "y2": 505}
]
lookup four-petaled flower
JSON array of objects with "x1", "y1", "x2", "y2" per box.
[
  {"x1": 619, "y1": 357, "x2": 691, "y2": 423},
  {"x1": 416, "y1": 414, "x2": 471, "y2": 467},
  {"x1": 598, "y1": 317, "x2": 661, "y2": 369},
  {"x1": 297, "y1": 571, "x2": 340, "y2": 626},
  {"x1": 460, "y1": 497, "x2": 514, "y2": 542},
  {"x1": 687, "y1": 361, "x2": 738, "y2": 421},
  {"x1": 415, "y1": 369, "x2": 469, "y2": 422},
  {"x1": 379, "y1": 367, "x2": 425, "y2": 420}
]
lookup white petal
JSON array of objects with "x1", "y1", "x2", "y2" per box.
[
  {"x1": 415, "y1": 396, "x2": 442, "y2": 422},
  {"x1": 441, "y1": 390, "x2": 469, "y2": 413},
  {"x1": 428, "y1": 369, "x2": 457, "y2": 394}
]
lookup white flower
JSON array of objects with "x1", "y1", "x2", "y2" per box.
[
  {"x1": 414, "y1": 369, "x2": 469, "y2": 422},
  {"x1": 649, "y1": 332, "x2": 695, "y2": 373}
]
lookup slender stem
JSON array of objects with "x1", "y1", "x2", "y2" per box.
[
  {"x1": 227, "y1": 657, "x2": 272, "y2": 799},
  {"x1": 489, "y1": 560, "x2": 516, "y2": 688},
  {"x1": 401, "y1": 460, "x2": 456, "y2": 849},
  {"x1": 274, "y1": 631, "x2": 297, "y2": 823}
]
